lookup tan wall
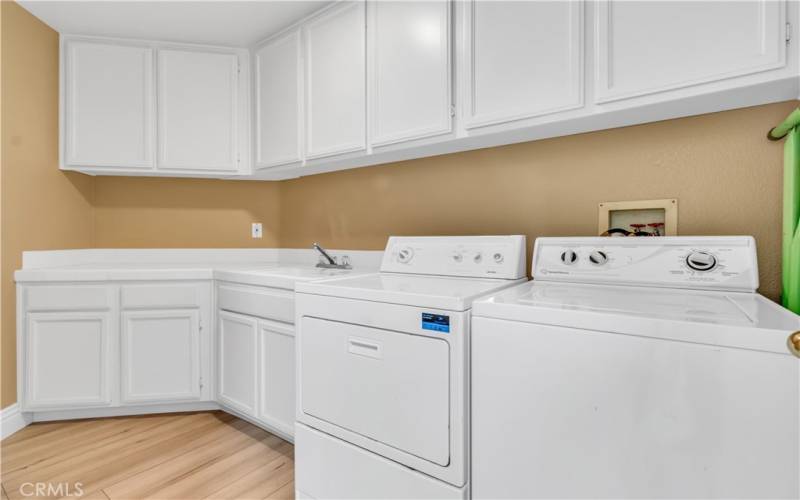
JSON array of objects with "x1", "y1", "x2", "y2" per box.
[
  {"x1": 1, "y1": 2, "x2": 96, "y2": 408},
  {"x1": 281, "y1": 101, "x2": 797, "y2": 302},
  {"x1": 94, "y1": 177, "x2": 280, "y2": 248}
]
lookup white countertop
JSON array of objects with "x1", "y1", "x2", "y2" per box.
[{"x1": 15, "y1": 248, "x2": 383, "y2": 289}]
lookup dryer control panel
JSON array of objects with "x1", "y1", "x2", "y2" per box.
[
  {"x1": 532, "y1": 236, "x2": 759, "y2": 292},
  {"x1": 381, "y1": 235, "x2": 527, "y2": 280}
]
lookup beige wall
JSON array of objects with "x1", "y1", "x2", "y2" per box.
[
  {"x1": 281, "y1": 101, "x2": 796, "y2": 302},
  {"x1": 94, "y1": 177, "x2": 280, "y2": 248},
  {"x1": 1, "y1": 1, "x2": 795, "y2": 411},
  {"x1": 1, "y1": 2, "x2": 96, "y2": 408}
]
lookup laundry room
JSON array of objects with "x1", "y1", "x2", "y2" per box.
[{"x1": 2, "y1": 1, "x2": 799, "y2": 499}]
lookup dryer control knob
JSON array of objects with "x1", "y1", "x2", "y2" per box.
[
  {"x1": 452, "y1": 252, "x2": 463, "y2": 263},
  {"x1": 493, "y1": 252, "x2": 504, "y2": 263},
  {"x1": 589, "y1": 250, "x2": 608, "y2": 265},
  {"x1": 686, "y1": 251, "x2": 717, "y2": 272},
  {"x1": 561, "y1": 250, "x2": 578, "y2": 265},
  {"x1": 397, "y1": 247, "x2": 414, "y2": 264},
  {"x1": 474, "y1": 252, "x2": 483, "y2": 263}
]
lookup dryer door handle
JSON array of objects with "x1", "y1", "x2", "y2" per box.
[{"x1": 348, "y1": 337, "x2": 383, "y2": 359}]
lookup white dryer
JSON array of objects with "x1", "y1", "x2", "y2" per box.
[
  {"x1": 472, "y1": 236, "x2": 800, "y2": 499},
  {"x1": 294, "y1": 236, "x2": 527, "y2": 499}
]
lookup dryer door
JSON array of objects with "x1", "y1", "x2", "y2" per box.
[{"x1": 299, "y1": 317, "x2": 451, "y2": 466}]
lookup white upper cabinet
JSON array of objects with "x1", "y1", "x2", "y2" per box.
[
  {"x1": 368, "y1": 1, "x2": 452, "y2": 147},
  {"x1": 595, "y1": 0, "x2": 787, "y2": 103},
  {"x1": 304, "y1": 2, "x2": 367, "y2": 159},
  {"x1": 63, "y1": 40, "x2": 154, "y2": 170},
  {"x1": 157, "y1": 49, "x2": 241, "y2": 172},
  {"x1": 254, "y1": 30, "x2": 303, "y2": 169},
  {"x1": 459, "y1": 0, "x2": 584, "y2": 129}
]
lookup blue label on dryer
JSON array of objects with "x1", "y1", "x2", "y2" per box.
[{"x1": 422, "y1": 313, "x2": 450, "y2": 333}]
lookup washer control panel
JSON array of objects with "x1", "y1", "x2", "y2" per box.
[
  {"x1": 533, "y1": 236, "x2": 758, "y2": 292},
  {"x1": 381, "y1": 235, "x2": 526, "y2": 279}
]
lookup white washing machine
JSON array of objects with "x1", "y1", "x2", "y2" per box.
[
  {"x1": 294, "y1": 235, "x2": 527, "y2": 499},
  {"x1": 472, "y1": 236, "x2": 800, "y2": 499}
]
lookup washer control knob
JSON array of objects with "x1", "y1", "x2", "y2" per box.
[
  {"x1": 561, "y1": 250, "x2": 578, "y2": 265},
  {"x1": 493, "y1": 252, "x2": 504, "y2": 263},
  {"x1": 474, "y1": 252, "x2": 483, "y2": 263},
  {"x1": 589, "y1": 250, "x2": 608, "y2": 265},
  {"x1": 686, "y1": 251, "x2": 717, "y2": 272},
  {"x1": 397, "y1": 247, "x2": 414, "y2": 264},
  {"x1": 452, "y1": 251, "x2": 463, "y2": 263}
]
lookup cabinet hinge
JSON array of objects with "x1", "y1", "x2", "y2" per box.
[
  {"x1": 787, "y1": 22, "x2": 792, "y2": 43},
  {"x1": 237, "y1": 60, "x2": 241, "y2": 74},
  {"x1": 449, "y1": 104, "x2": 455, "y2": 117},
  {"x1": 199, "y1": 376, "x2": 204, "y2": 390}
]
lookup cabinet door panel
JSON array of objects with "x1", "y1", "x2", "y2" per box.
[
  {"x1": 462, "y1": 0, "x2": 583, "y2": 129},
  {"x1": 304, "y1": 2, "x2": 366, "y2": 159},
  {"x1": 370, "y1": 1, "x2": 451, "y2": 146},
  {"x1": 218, "y1": 311, "x2": 258, "y2": 414},
  {"x1": 158, "y1": 49, "x2": 239, "y2": 171},
  {"x1": 64, "y1": 40, "x2": 154, "y2": 169},
  {"x1": 255, "y1": 31, "x2": 303, "y2": 168},
  {"x1": 595, "y1": 0, "x2": 786, "y2": 102},
  {"x1": 26, "y1": 312, "x2": 112, "y2": 409},
  {"x1": 121, "y1": 309, "x2": 200, "y2": 403},
  {"x1": 258, "y1": 320, "x2": 295, "y2": 437}
]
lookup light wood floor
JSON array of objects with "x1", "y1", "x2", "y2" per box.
[{"x1": 0, "y1": 411, "x2": 294, "y2": 500}]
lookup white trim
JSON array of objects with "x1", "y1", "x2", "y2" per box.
[
  {"x1": 30, "y1": 401, "x2": 219, "y2": 422},
  {"x1": 1, "y1": 404, "x2": 31, "y2": 440}
]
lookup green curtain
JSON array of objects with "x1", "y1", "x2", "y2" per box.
[{"x1": 769, "y1": 109, "x2": 800, "y2": 313}]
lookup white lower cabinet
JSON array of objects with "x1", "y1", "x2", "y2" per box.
[
  {"x1": 257, "y1": 319, "x2": 296, "y2": 437},
  {"x1": 121, "y1": 309, "x2": 202, "y2": 403},
  {"x1": 217, "y1": 282, "x2": 296, "y2": 439},
  {"x1": 25, "y1": 311, "x2": 114, "y2": 410},
  {"x1": 218, "y1": 310, "x2": 259, "y2": 414},
  {"x1": 20, "y1": 282, "x2": 212, "y2": 413}
]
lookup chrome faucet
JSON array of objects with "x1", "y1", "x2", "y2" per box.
[{"x1": 313, "y1": 242, "x2": 352, "y2": 269}]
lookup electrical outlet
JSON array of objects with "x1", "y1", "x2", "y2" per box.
[{"x1": 251, "y1": 223, "x2": 263, "y2": 239}]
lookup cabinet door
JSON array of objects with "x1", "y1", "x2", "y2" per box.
[
  {"x1": 25, "y1": 311, "x2": 112, "y2": 409},
  {"x1": 218, "y1": 311, "x2": 258, "y2": 415},
  {"x1": 460, "y1": 0, "x2": 583, "y2": 129},
  {"x1": 369, "y1": 1, "x2": 451, "y2": 146},
  {"x1": 63, "y1": 40, "x2": 154, "y2": 169},
  {"x1": 257, "y1": 319, "x2": 296, "y2": 437},
  {"x1": 304, "y1": 2, "x2": 366, "y2": 159},
  {"x1": 595, "y1": 0, "x2": 786, "y2": 102},
  {"x1": 121, "y1": 309, "x2": 201, "y2": 403},
  {"x1": 157, "y1": 49, "x2": 240, "y2": 172},
  {"x1": 255, "y1": 30, "x2": 303, "y2": 169}
]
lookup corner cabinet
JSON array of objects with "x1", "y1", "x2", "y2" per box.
[
  {"x1": 157, "y1": 49, "x2": 243, "y2": 173},
  {"x1": 254, "y1": 30, "x2": 303, "y2": 169},
  {"x1": 121, "y1": 309, "x2": 202, "y2": 403},
  {"x1": 61, "y1": 37, "x2": 250, "y2": 177}
]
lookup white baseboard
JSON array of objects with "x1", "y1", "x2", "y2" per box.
[
  {"x1": 30, "y1": 401, "x2": 220, "y2": 422},
  {"x1": 1, "y1": 403, "x2": 32, "y2": 440}
]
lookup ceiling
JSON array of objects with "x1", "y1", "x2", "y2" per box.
[{"x1": 19, "y1": 1, "x2": 332, "y2": 47}]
